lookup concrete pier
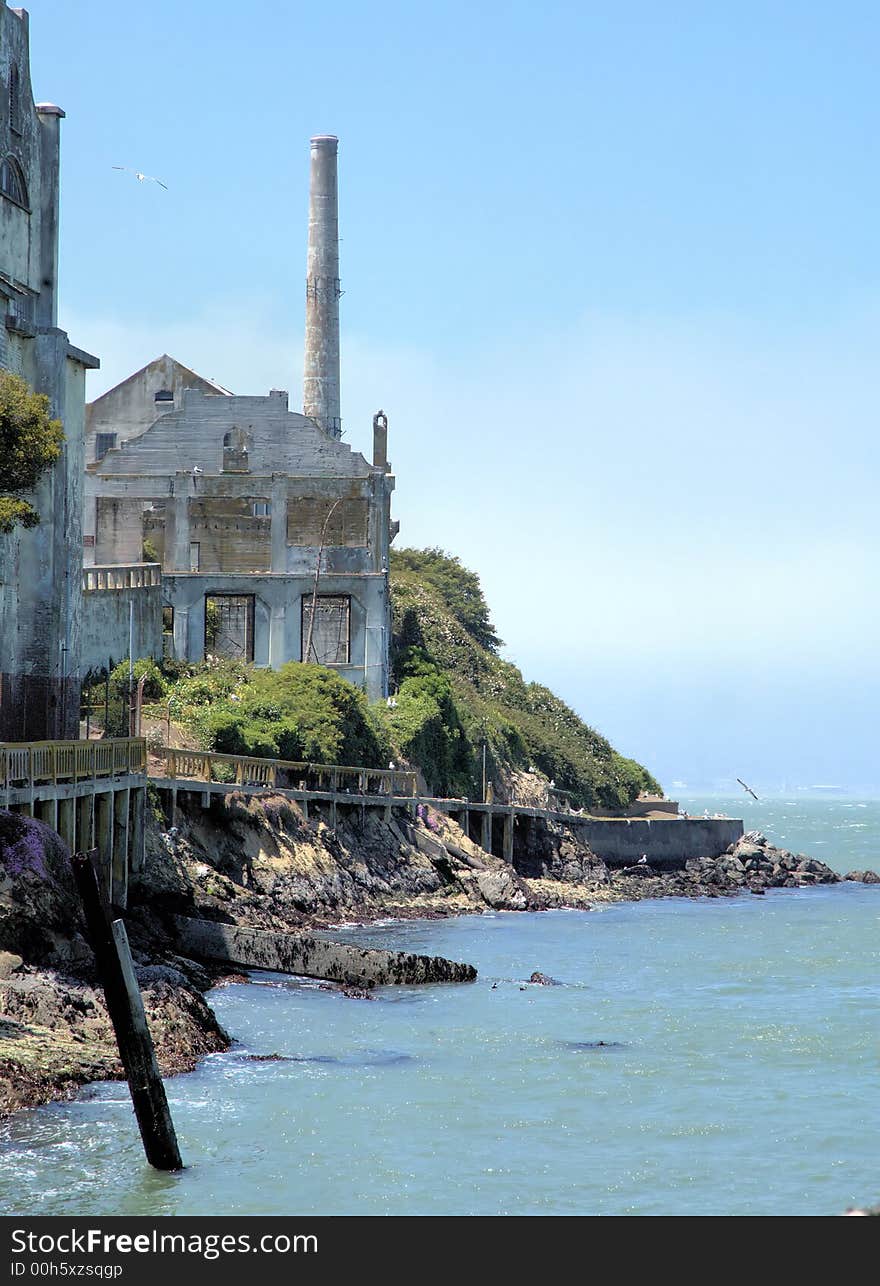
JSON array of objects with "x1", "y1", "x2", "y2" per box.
[{"x1": 175, "y1": 917, "x2": 477, "y2": 986}]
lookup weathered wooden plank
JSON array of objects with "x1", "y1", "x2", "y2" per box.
[{"x1": 72, "y1": 850, "x2": 183, "y2": 1171}]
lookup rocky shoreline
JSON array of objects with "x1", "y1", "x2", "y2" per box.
[{"x1": 0, "y1": 795, "x2": 876, "y2": 1118}]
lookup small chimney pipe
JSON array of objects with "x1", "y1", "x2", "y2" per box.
[{"x1": 372, "y1": 410, "x2": 388, "y2": 470}]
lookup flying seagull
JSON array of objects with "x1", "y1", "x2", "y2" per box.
[
  {"x1": 112, "y1": 165, "x2": 168, "y2": 190},
  {"x1": 736, "y1": 777, "x2": 759, "y2": 801}
]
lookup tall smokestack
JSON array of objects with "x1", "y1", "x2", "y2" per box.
[{"x1": 304, "y1": 134, "x2": 342, "y2": 439}]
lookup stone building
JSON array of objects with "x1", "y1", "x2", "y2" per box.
[
  {"x1": 84, "y1": 136, "x2": 397, "y2": 702},
  {"x1": 85, "y1": 378, "x2": 396, "y2": 699},
  {"x1": 0, "y1": 2, "x2": 99, "y2": 739},
  {"x1": 83, "y1": 353, "x2": 231, "y2": 487}
]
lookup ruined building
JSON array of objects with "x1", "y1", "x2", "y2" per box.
[
  {"x1": 0, "y1": 2, "x2": 99, "y2": 739},
  {"x1": 84, "y1": 136, "x2": 396, "y2": 701}
]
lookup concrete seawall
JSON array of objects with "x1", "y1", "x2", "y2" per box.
[
  {"x1": 570, "y1": 818, "x2": 744, "y2": 868},
  {"x1": 175, "y1": 917, "x2": 477, "y2": 986}
]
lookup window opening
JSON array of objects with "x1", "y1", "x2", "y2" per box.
[
  {"x1": 302, "y1": 595, "x2": 350, "y2": 665},
  {"x1": 205, "y1": 594, "x2": 255, "y2": 662}
]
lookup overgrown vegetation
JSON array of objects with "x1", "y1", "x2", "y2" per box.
[
  {"x1": 0, "y1": 371, "x2": 64, "y2": 532},
  {"x1": 383, "y1": 548, "x2": 661, "y2": 808},
  {"x1": 390, "y1": 547, "x2": 503, "y2": 653},
  {"x1": 86, "y1": 547, "x2": 659, "y2": 811},
  {"x1": 140, "y1": 657, "x2": 390, "y2": 768}
]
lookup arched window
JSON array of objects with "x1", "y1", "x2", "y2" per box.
[
  {"x1": 0, "y1": 156, "x2": 27, "y2": 206},
  {"x1": 8, "y1": 63, "x2": 20, "y2": 133}
]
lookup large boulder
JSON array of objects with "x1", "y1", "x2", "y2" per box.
[
  {"x1": 475, "y1": 868, "x2": 530, "y2": 911},
  {"x1": 0, "y1": 813, "x2": 90, "y2": 967}
]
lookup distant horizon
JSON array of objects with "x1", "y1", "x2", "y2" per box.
[{"x1": 675, "y1": 787, "x2": 880, "y2": 801}]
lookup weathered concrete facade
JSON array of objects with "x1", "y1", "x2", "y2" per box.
[
  {"x1": 86, "y1": 382, "x2": 395, "y2": 699},
  {"x1": 80, "y1": 564, "x2": 163, "y2": 676},
  {"x1": 82, "y1": 138, "x2": 395, "y2": 700},
  {"x1": 84, "y1": 353, "x2": 231, "y2": 536},
  {"x1": 0, "y1": 3, "x2": 99, "y2": 739}
]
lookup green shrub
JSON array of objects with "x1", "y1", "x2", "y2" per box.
[
  {"x1": 391, "y1": 548, "x2": 502, "y2": 652},
  {"x1": 382, "y1": 663, "x2": 474, "y2": 797},
  {"x1": 109, "y1": 657, "x2": 167, "y2": 702},
  {"x1": 178, "y1": 662, "x2": 390, "y2": 769},
  {"x1": 0, "y1": 371, "x2": 64, "y2": 531}
]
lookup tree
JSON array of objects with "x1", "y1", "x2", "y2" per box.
[
  {"x1": 390, "y1": 547, "x2": 503, "y2": 652},
  {"x1": 0, "y1": 371, "x2": 64, "y2": 532}
]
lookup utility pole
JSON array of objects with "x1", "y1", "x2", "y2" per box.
[{"x1": 128, "y1": 599, "x2": 135, "y2": 737}]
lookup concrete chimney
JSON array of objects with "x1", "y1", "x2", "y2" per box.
[
  {"x1": 303, "y1": 134, "x2": 342, "y2": 439},
  {"x1": 35, "y1": 104, "x2": 65, "y2": 330},
  {"x1": 372, "y1": 410, "x2": 389, "y2": 470}
]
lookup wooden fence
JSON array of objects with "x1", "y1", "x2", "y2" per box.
[
  {"x1": 0, "y1": 738, "x2": 147, "y2": 789},
  {"x1": 157, "y1": 747, "x2": 417, "y2": 797}
]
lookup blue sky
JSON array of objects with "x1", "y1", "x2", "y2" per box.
[{"x1": 25, "y1": 0, "x2": 880, "y2": 791}]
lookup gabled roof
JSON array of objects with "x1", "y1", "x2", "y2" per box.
[{"x1": 87, "y1": 354, "x2": 233, "y2": 409}]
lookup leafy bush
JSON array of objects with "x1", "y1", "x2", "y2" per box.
[
  {"x1": 384, "y1": 662, "x2": 474, "y2": 797},
  {"x1": 391, "y1": 548, "x2": 502, "y2": 652},
  {"x1": 109, "y1": 657, "x2": 167, "y2": 702},
  {"x1": 0, "y1": 371, "x2": 64, "y2": 532},
  {"x1": 183, "y1": 662, "x2": 390, "y2": 768}
]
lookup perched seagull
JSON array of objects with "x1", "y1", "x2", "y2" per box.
[{"x1": 112, "y1": 165, "x2": 168, "y2": 190}]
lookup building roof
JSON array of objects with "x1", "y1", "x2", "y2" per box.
[{"x1": 87, "y1": 354, "x2": 234, "y2": 409}]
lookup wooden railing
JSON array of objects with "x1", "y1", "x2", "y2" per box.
[
  {"x1": 0, "y1": 738, "x2": 147, "y2": 788},
  {"x1": 157, "y1": 748, "x2": 418, "y2": 797}
]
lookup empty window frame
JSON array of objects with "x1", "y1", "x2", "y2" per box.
[
  {"x1": 252, "y1": 501, "x2": 271, "y2": 517},
  {"x1": 302, "y1": 594, "x2": 350, "y2": 665},
  {"x1": 189, "y1": 542, "x2": 200, "y2": 572},
  {"x1": 8, "y1": 64, "x2": 20, "y2": 133},
  {"x1": 162, "y1": 605, "x2": 174, "y2": 657},
  {"x1": 205, "y1": 594, "x2": 255, "y2": 662},
  {"x1": 0, "y1": 155, "x2": 27, "y2": 206},
  {"x1": 154, "y1": 389, "x2": 174, "y2": 403},
  {"x1": 94, "y1": 432, "x2": 117, "y2": 461}
]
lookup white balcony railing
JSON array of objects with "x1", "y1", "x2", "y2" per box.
[{"x1": 82, "y1": 563, "x2": 162, "y2": 592}]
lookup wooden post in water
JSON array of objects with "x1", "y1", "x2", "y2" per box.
[{"x1": 72, "y1": 850, "x2": 183, "y2": 1171}]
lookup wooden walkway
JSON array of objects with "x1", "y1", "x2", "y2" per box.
[
  {"x1": 0, "y1": 738, "x2": 148, "y2": 906},
  {"x1": 149, "y1": 747, "x2": 629, "y2": 862},
  {"x1": 0, "y1": 740, "x2": 741, "y2": 877}
]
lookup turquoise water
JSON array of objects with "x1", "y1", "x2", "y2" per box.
[{"x1": 0, "y1": 802, "x2": 878, "y2": 1217}]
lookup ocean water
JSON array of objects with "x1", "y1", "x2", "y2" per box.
[
  {"x1": 678, "y1": 794, "x2": 880, "y2": 875},
  {"x1": 0, "y1": 800, "x2": 878, "y2": 1217}
]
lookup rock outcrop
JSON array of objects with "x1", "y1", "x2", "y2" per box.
[
  {"x1": 0, "y1": 812, "x2": 229, "y2": 1116},
  {"x1": 1, "y1": 791, "x2": 873, "y2": 1119},
  {"x1": 0, "y1": 965, "x2": 228, "y2": 1116}
]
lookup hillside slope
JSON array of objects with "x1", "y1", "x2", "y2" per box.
[
  {"x1": 384, "y1": 548, "x2": 660, "y2": 809},
  {"x1": 130, "y1": 549, "x2": 659, "y2": 812}
]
